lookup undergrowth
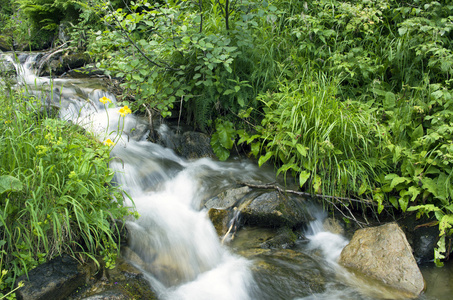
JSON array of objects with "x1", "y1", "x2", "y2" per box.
[{"x1": 0, "y1": 86, "x2": 135, "y2": 297}]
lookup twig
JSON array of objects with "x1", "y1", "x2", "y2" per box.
[
  {"x1": 142, "y1": 103, "x2": 153, "y2": 134},
  {"x1": 177, "y1": 95, "x2": 183, "y2": 134}
]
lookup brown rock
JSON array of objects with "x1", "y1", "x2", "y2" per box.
[
  {"x1": 339, "y1": 222, "x2": 425, "y2": 298},
  {"x1": 207, "y1": 208, "x2": 230, "y2": 236}
]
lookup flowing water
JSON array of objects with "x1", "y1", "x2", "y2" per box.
[{"x1": 2, "y1": 52, "x2": 452, "y2": 300}]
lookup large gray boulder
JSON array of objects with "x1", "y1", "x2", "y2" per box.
[{"x1": 339, "y1": 222, "x2": 425, "y2": 299}]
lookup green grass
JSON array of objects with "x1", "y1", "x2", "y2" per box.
[{"x1": 0, "y1": 86, "x2": 134, "y2": 296}]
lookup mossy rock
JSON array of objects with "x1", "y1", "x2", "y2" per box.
[{"x1": 240, "y1": 191, "x2": 313, "y2": 228}]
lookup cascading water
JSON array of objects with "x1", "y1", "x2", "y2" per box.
[{"x1": 2, "y1": 51, "x2": 452, "y2": 300}]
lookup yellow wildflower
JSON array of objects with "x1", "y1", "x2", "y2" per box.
[
  {"x1": 99, "y1": 96, "x2": 111, "y2": 104},
  {"x1": 119, "y1": 105, "x2": 132, "y2": 117},
  {"x1": 104, "y1": 138, "x2": 115, "y2": 146}
]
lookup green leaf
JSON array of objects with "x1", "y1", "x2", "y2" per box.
[
  {"x1": 390, "y1": 176, "x2": 409, "y2": 189},
  {"x1": 0, "y1": 175, "x2": 23, "y2": 194},
  {"x1": 251, "y1": 142, "x2": 260, "y2": 157},
  {"x1": 296, "y1": 144, "x2": 308, "y2": 157},
  {"x1": 237, "y1": 96, "x2": 245, "y2": 107},
  {"x1": 411, "y1": 125, "x2": 424, "y2": 142},
  {"x1": 384, "y1": 92, "x2": 396, "y2": 109},
  {"x1": 258, "y1": 152, "x2": 274, "y2": 167},
  {"x1": 216, "y1": 121, "x2": 235, "y2": 149},
  {"x1": 421, "y1": 177, "x2": 437, "y2": 196},
  {"x1": 210, "y1": 133, "x2": 230, "y2": 161},
  {"x1": 299, "y1": 171, "x2": 310, "y2": 188},
  {"x1": 358, "y1": 181, "x2": 368, "y2": 196},
  {"x1": 398, "y1": 27, "x2": 408, "y2": 36},
  {"x1": 313, "y1": 175, "x2": 322, "y2": 193},
  {"x1": 277, "y1": 163, "x2": 294, "y2": 177},
  {"x1": 399, "y1": 196, "x2": 409, "y2": 212},
  {"x1": 389, "y1": 196, "x2": 399, "y2": 209}
]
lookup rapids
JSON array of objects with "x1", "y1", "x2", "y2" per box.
[{"x1": 1, "y1": 52, "x2": 452, "y2": 300}]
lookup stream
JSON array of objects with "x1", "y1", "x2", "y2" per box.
[{"x1": 1, "y1": 52, "x2": 452, "y2": 300}]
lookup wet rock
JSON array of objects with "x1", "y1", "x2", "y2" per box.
[
  {"x1": 64, "y1": 65, "x2": 105, "y2": 79},
  {"x1": 177, "y1": 131, "x2": 215, "y2": 159},
  {"x1": 339, "y1": 222, "x2": 425, "y2": 299},
  {"x1": 323, "y1": 217, "x2": 344, "y2": 235},
  {"x1": 204, "y1": 186, "x2": 251, "y2": 210},
  {"x1": 81, "y1": 289, "x2": 129, "y2": 300},
  {"x1": 239, "y1": 191, "x2": 313, "y2": 228},
  {"x1": 151, "y1": 124, "x2": 215, "y2": 159},
  {"x1": 208, "y1": 208, "x2": 230, "y2": 236},
  {"x1": 242, "y1": 249, "x2": 326, "y2": 299},
  {"x1": 128, "y1": 123, "x2": 150, "y2": 141},
  {"x1": 0, "y1": 56, "x2": 16, "y2": 78},
  {"x1": 259, "y1": 227, "x2": 298, "y2": 249},
  {"x1": 68, "y1": 257, "x2": 157, "y2": 300},
  {"x1": 16, "y1": 255, "x2": 89, "y2": 300},
  {"x1": 40, "y1": 53, "x2": 91, "y2": 77},
  {"x1": 400, "y1": 213, "x2": 443, "y2": 263}
]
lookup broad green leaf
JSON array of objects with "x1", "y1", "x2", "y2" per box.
[
  {"x1": 439, "y1": 214, "x2": 453, "y2": 236},
  {"x1": 398, "y1": 27, "x2": 408, "y2": 36},
  {"x1": 373, "y1": 191, "x2": 385, "y2": 213},
  {"x1": 358, "y1": 181, "x2": 368, "y2": 196},
  {"x1": 421, "y1": 177, "x2": 437, "y2": 196},
  {"x1": 399, "y1": 196, "x2": 409, "y2": 212},
  {"x1": 237, "y1": 96, "x2": 245, "y2": 107},
  {"x1": 390, "y1": 176, "x2": 409, "y2": 189},
  {"x1": 0, "y1": 175, "x2": 23, "y2": 194},
  {"x1": 384, "y1": 92, "x2": 396, "y2": 109},
  {"x1": 251, "y1": 142, "x2": 260, "y2": 157},
  {"x1": 277, "y1": 163, "x2": 294, "y2": 177},
  {"x1": 258, "y1": 151, "x2": 274, "y2": 167},
  {"x1": 210, "y1": 133, "x2": 230, "y2": 161},
  {"x1": 411, "y1": 125, "x2": 424, "y2": 142},
  {"x1": 389, "y1": 196, "x2": 399, "y2": 209},
  {"x1": 296, "y1": 144, "x2": 308, "y2": 157},
  {"x1": 407, "y1": 186, "x2": 421, "y2": 201},
  {"x1": 216, "y1": 122, "x2": 234, "y2": 149},
  {"x1": 299, "y1": 171, "x2": 310, "y2": 187}
]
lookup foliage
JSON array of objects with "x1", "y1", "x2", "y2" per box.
[
  {"x1": 86, "y1": 0, "x2": 285, "y2": 131},
  {"x1": 0, "y1": 1, "x2": 31, "y2": 50},
  {"x1": 16, "y1": 0, "x2": 452, "y2": 265},
  {"x1": 210, "y1": 0, "x2": 453, "y2": 264},
  {"x1": 0, "y1": 86, "x2": 134, "y2": 295},
  {"x1": 11, "y1": 0, "x2": 82, "y2": 49}
]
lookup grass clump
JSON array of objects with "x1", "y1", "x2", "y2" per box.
[
  {"x1": 254, "y1": 73, "x2": 388, "y2": 200},
  {"x1": 0, "y1": 87, "x2": 134, "y2": 296}
]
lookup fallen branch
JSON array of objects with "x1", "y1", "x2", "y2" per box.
[
  {"x1": 236, "y1": 181, "x2": 388, "y2": 228},
  {"x1": 237, "y1": 182, "x2": 379, "y2": 207}
]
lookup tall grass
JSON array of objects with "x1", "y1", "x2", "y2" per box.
[
  {"x1": 256, "y1": 70, "x2": 388, "y2": 200},
  {"x1": 0, "y1": 86, "x2": 133, "y2": 294}
]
